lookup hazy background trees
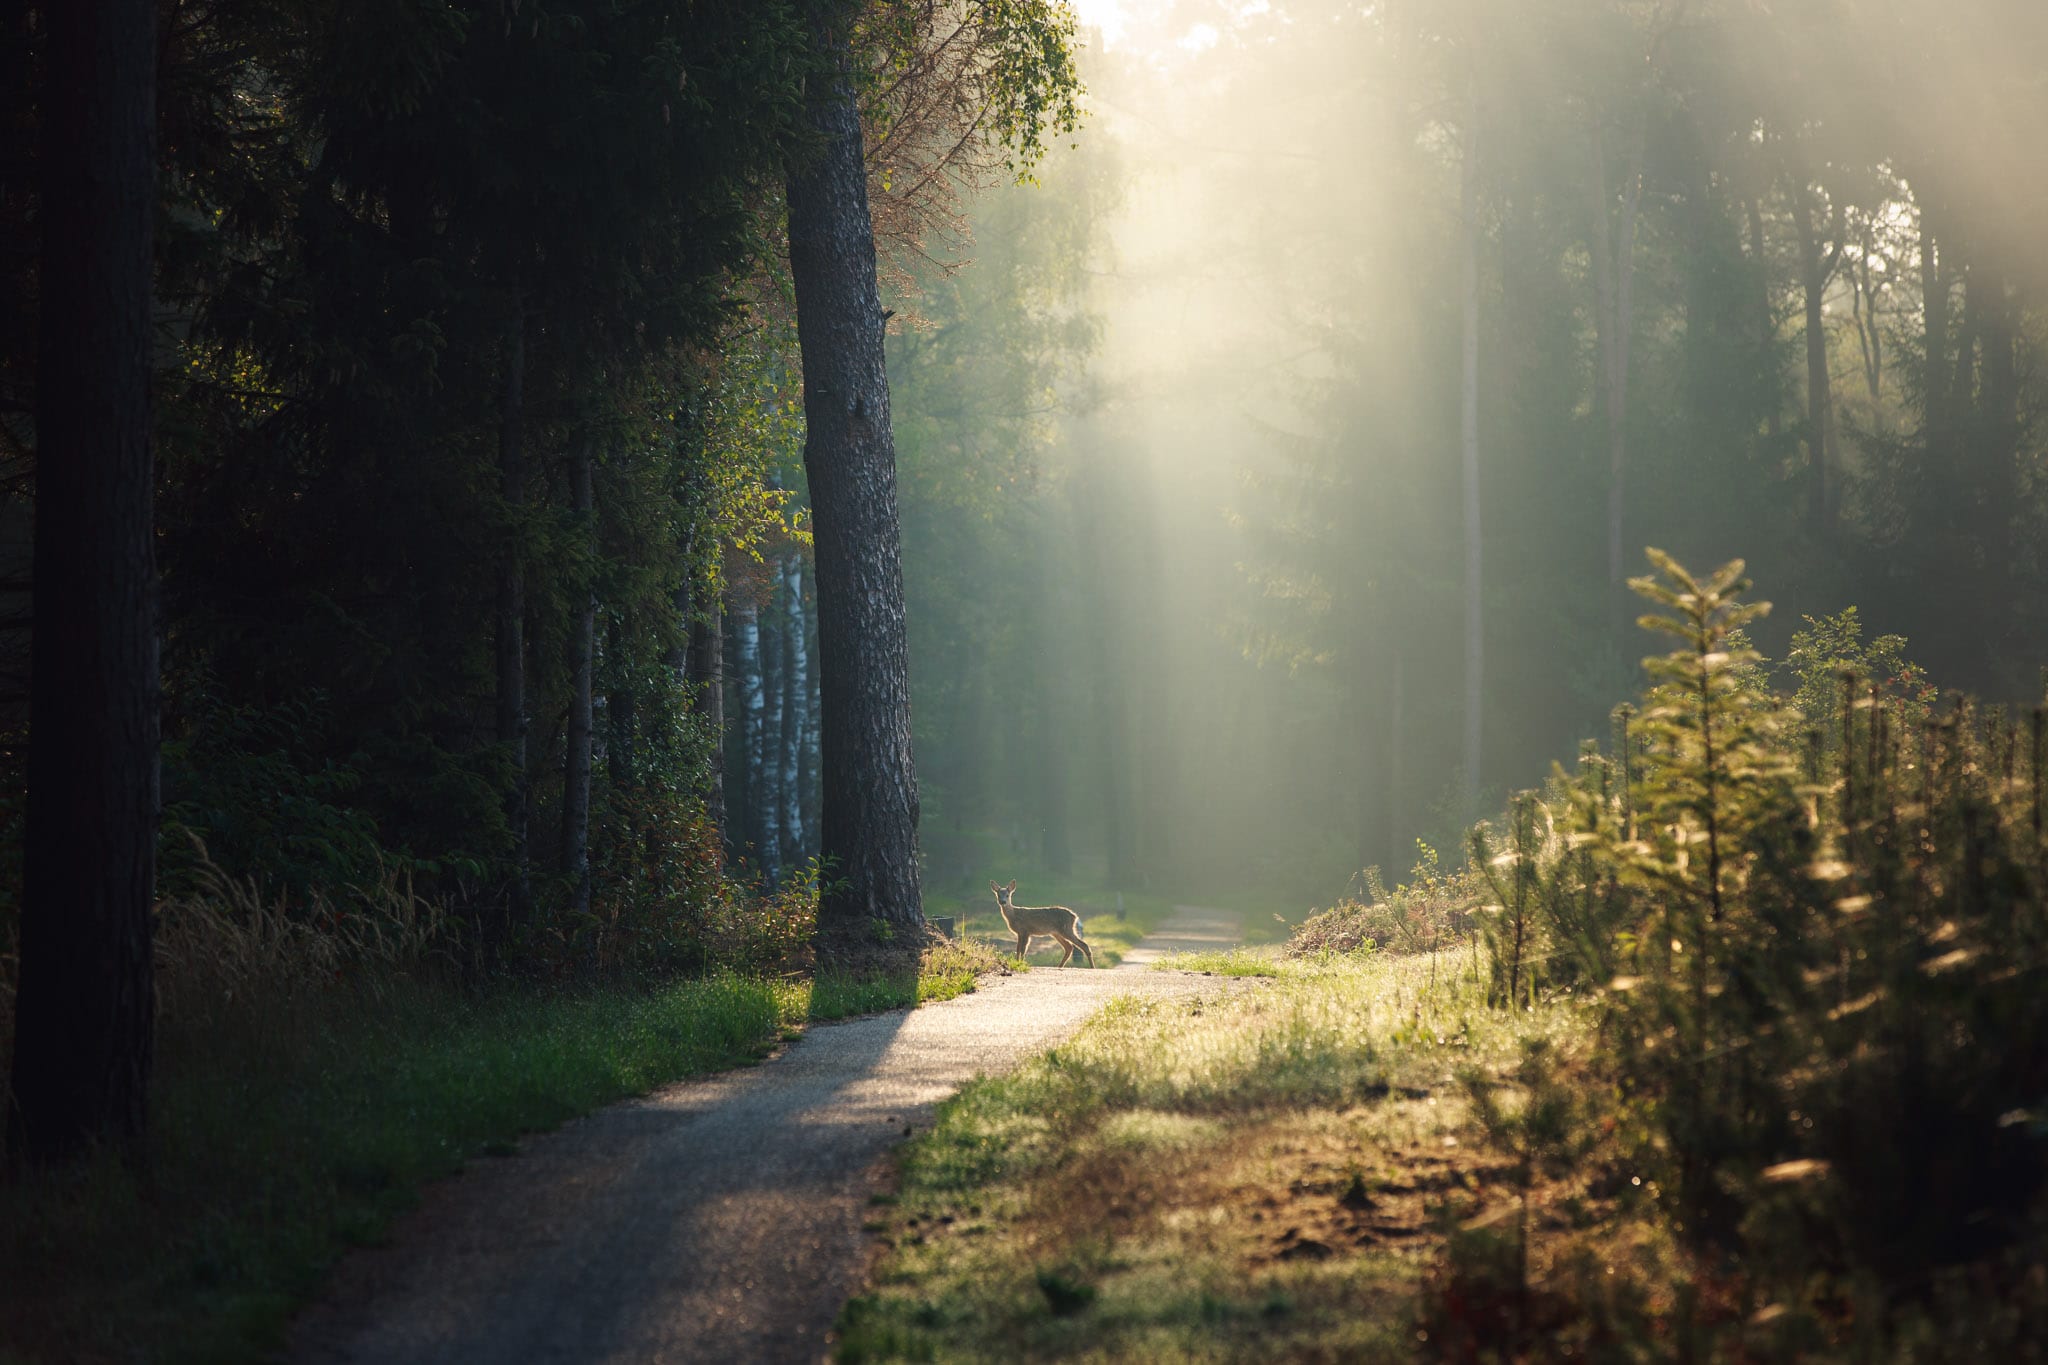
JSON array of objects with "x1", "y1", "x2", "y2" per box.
[{"x1": 894, "y1": 0, "x2": 2048, "y2": 912}]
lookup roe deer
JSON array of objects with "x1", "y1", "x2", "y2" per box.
[{"x1": 990, "y1": 880, "x2": 1094, "y2": 968}]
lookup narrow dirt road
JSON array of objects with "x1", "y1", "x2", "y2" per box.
[{"x1": 289, "y1": 906, "x2": 1244, "y2": 1365}]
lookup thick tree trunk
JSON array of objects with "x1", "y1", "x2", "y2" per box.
[
  {"x1": 560, "y1": 443, "x2": 595, "y2": 920},
  {"x1": 686, "y1": 599, "x2": 726, "y2": 852},
  {"x1": 495, "y1": 311, "x2": 532, "y2": 941},
  {"x1": 1458, "y1": 120, "x2": 1483, "y2": 805},
  {"x1": 8, "y1": 0, "x2": 159, "y2": 1165},
  {"x1": 786, "y1": 5, "x2": 923, "y2": 960}
]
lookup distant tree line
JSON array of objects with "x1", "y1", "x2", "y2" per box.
[{"x1": 895, "y1": 0, "x2": 2048, "y2": 905}]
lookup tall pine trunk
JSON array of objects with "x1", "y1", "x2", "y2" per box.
[
  {"x1": 1458, "y1": 116, "x2": 1484, "y2": 806},
  {"x1": 778, "y1": 557, "x2": 808, "y2": 869},
  {"x1": 686, "y1": 599, "x2": 726, "y2": 854},
  {"x1": 732, "y1": 602, "x2": 768, "y2": 872},
  {"x1": 757, "y1": 578, "x2": 786, "y2": 883},
  {"x1": 1586, "y1": 119, "x2": 1643, "y2": 618},
  {"x1": 9, "y1": 0, "x2": 159, "y2": 1164},
  {"x1": 1791, "y1": 172, "x2": 1841, "y2": 535},
  {"x1": 786, "y1": 5, "x2": 923, "y2": 960},
  {"x1": 560, "y1": 442, "x2": 595, "y2": 920}
]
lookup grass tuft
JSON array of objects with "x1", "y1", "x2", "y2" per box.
[{"x1": 1148, "y1": 946, "x2": 1289, "y2": 977}]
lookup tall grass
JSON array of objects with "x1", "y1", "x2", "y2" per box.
[{"x1": 0, "y1": 843, "x2": 995, "y2": 1362}]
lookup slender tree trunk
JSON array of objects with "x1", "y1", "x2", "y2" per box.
[
  {"x1": 802, "y1": 597, "x2": 822, "y2": 861},
  {"x1": 732, "y1": 602, "x2": 769, "y2": 873},
  {"x1": 1918, "y1": 194, "x2": 1950, "y2": 456},
  {"x1": 1791, "y1": 173, "x2": 1841, "y2": 534},
  {"x1": 779, "y1": 557, "x2": 808, "y2": 869},
  {"x1": 9, "y1": 0, "x2": 159, "y2": 1164},
  {"x1": 495, "y1": 310, "x2": 532, "y2": 941},
  {"x1": 1384, "y1": 642, "x2": 1407, "y2": 865},
  {"x1": 758, "y1": 572, "x2": 786, "y2": 883},
  {"x1": 686, "y1": 599, "x2": 726, "y2": 853},
  {"x1": 1975, "y1": 266, "x2": 2018, "y2": 618},
  {"x1": 560, "y1": 442, "x2": 596, "y2": 920},
  {"x1": 1459, "y1": 118, "x2": 1484, "y2": 806},
  {"x1": 1586, "y1": 119, "x2": 1642, "y2": 612},
  {"x1": 1747, "y1": 194, "x2": 1782, "y2": 447},
  {"x1": 607, "y1": 618, "x2": 635, "y2": 792},
  {"x1": 787, "y1": 4, "x2": 923, "y2": 959}
]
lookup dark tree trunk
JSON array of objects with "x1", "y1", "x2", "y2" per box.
[
  {"x1": 8, "y1": 0, "x2": 159, "y2": 1165},
  {"x1": 1974, "y1": 266, "x2": 2018, "y2": 622},
  {"x1": 686, "y1": 599, "x2": 726, "y2": 854},
  {"x1": 560, "y1": 442, "x2": 595, "y2": 920},
  {"x1": 786, "y1": 5, "x2": 923, "y2": 960},
  {"x1": 607, "y1": 618, "x2": 635, "y2": 792},
  {"x1": 495, "y1": 310, "x2": 532, "y2": 942}
]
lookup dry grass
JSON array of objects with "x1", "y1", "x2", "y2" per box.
[{"x1": 836, "y1": 951, "x2": 1585, "y2": 1362}]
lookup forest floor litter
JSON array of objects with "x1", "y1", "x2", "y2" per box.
[{"x1": 287, "y1": 906, "x2": 1249, "y2": 1365}]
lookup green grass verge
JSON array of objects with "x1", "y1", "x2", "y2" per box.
[
  {"x1": 809, "y1": 940, "x2": 1005, "y2": 1020},
  {"x1": 1146, "y1": 945, "x2": 1293, "y2": 977},
  {"x1": 0, "y1": 948, "x2": 1002, "y2": 1364},
  {"x1": 837, "y1": 950, "x2": 1572, "y2": 1362}
]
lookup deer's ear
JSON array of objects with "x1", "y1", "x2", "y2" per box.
[
  {"x1": 1006, "y1": 880, "x2": 1018, "y2": 892},
  {"x1": 989, "y1": 881, "x2": 1000, "y2": 893}
]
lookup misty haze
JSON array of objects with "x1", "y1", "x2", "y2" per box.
[{"x1": 5, "y1": 0, "x2": 2047, "y2": 1360}]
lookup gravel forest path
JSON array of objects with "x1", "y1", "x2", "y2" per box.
[{"x1": 288, "y1": 905, "x2": 1246, "y2": 1365}]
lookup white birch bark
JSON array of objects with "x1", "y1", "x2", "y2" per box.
[
  {"x1": 779, "y1": 557, "x2": 808, "y2": 867},
  {"x1": 733, "y1": 603, "x2": 771, "y2": 873}
]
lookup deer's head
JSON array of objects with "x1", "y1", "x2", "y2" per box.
[{"x1": 989, "y1": 879, "x2": 1018, "y2": 911}]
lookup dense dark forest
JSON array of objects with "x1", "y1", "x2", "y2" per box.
[{"x1": 0, "y1": 0, "x2": 1081, "y2": 1161}]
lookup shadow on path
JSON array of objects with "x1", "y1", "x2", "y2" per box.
[{"x1": 289, "y1": 907, "x2": 1244, "y2": 1365}]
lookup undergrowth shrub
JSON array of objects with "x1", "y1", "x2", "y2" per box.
[
  {"x1": 1288, "y1": 841, "x2": 1478, "y2": 957},
  {"x1": 1446, "y1": 550, "x2": 2048, "y2": 1357}
]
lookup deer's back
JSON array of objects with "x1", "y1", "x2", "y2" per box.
[{"x1": 1002, "y1": 903, "x2": 1080, "y2": 932}]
